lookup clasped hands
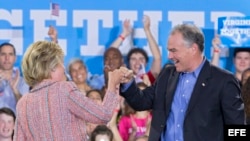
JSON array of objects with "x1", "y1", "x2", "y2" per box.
[{"x1": 108, "y1": 66, "x2": 134, "y2": 86}]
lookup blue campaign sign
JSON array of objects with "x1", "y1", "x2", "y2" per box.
[
  {"x1": 218, "y1": 16, "x2": 250, "y2": 47},
  {"x1": 1, "y1": 0, "x2": 250, "y2": 75}
]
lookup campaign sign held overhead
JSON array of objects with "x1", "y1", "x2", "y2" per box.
[{"x1": 218, "y1": 16, "x2": 250, "y2": 48}]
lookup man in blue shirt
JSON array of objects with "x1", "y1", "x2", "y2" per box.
[
  {"x1": 0, "y1": 43, "x2": 29, "y2": 114},
  {"x1": 119, "y1": 24, "x2": 244, "y2": 141}
]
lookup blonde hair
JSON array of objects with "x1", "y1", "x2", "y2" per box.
[{"x1": 22, "y1": 41, "x2": 64, "y2": 87}]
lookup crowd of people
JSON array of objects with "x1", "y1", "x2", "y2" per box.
[{"x1": 0, "y1": 15, "x2": 249, "y2": 141}]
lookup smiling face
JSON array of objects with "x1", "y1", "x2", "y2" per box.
[
  {"x1": 129, "y1": 53, "x2": 146, "y2": 75},
  {"x1": 69, "y1": 61, "x2": 87, "y2": 84},
  {"x1": 167, "y1": 32, "x2": 195, "y2": 72},
  {"x1": 104, "y1": 48, "x2": 123, "y2": 72},
  {"x1": 0, "y1": 113, "x2": 15, "y2": 139},
  {"x1": 234, "y1": 52, "x2": 250, "y2": 74},
  {"x1": 103, "y1": 48, "x2": 123, "y2": 85}
]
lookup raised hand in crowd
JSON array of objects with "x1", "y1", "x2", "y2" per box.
[
  {"x1": 127, "y1": 115, "x2": 138, "y2": 141},
  {"x1": 210, "y1": 34, "x2": 250, "y2": 85},
  {"x1": 143, "y1": 15, "x2": 150, "y2": 31},
  {"x1": 142, "y1": 15, "x2": 162, "y2": 80},
  {"x1": 212, "y1": 34, "x2": 221, "y2": 52},
  {"x1": 0, "y1": 69, "x2": 14, "y2": 83},
  {"x1": 9, "y1": 69, "x2": 22, "y2": 101},
  {"x1": 107, "y1": 104, "x2": 123, "y2": 141},
  {"x1": 110, "y1": 19, "x2": 132, "y2": 48},
  {"x1": 211, "y1": 34, "x2": 221, "y2": 66},
  {"x1": 48, "y1": 25, "x2": 58, "y2": 43},
  {"x1": 144, "y1": 115, "x2": 152, "y2": 137},
  {"x1": 121, "y1": 19, "x2": 132, "y2": 40}
]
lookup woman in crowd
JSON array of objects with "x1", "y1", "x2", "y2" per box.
[
  {"x1": 241, "y1": 77, "x2": 250, "y2": 124},
  {"x1": 68, "y1": 58, "x2": 92, "y2": 93},
  {"x1": 14, "y1": 41, "x2": 123, "y2": 140},
  {"x1": 241, "y1": 68, "x2": 250, "y2": 86}
]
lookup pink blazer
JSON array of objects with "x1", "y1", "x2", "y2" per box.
[{"x1": 14, "y1": 80, "x2": 119, "y2": 141}]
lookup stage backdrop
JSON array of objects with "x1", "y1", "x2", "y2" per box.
[{"x1": 1, "y1": 0, "x2": 250, "y2": 75}]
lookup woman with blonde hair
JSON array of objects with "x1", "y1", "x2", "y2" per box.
[{"x1": 14, "y1": 41, "x2": 123, "y2": 141}]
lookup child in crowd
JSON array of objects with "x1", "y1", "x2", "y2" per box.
[
  {"x1": 118, "y1": 82, "x2": 151, "y2": 141},
  {"x1": 90, "y1": 125, "x2": 114, "y2": 141},
  {"x1": 0, "y1": 107, "x2": 15, "y2": 141},
  {"x1": 85, "y1": 89, "x2": 104, "y2": 139}
]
